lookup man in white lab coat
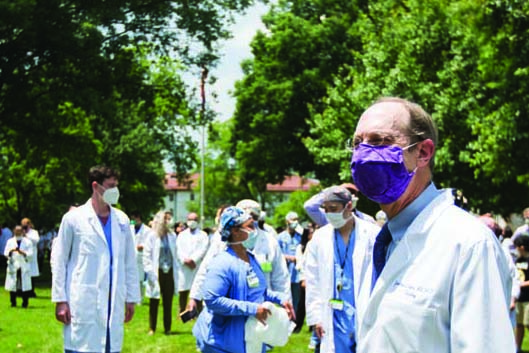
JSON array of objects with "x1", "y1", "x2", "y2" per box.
[
  {"x1": 304, "y1": 186, "x2": 379, "y2": 353},
  {"x1": 129, "y1": 211, "x2": 151, "y2": 299},
  {"x1": 176, "y1": 212, "x2": 209, "y2": 315},
  {"x1": 351, "y1": 97, "x2": 515, "y2": 353},
  {"x1": 51, "y1": 165, "x2": 140, "y2": 353}
]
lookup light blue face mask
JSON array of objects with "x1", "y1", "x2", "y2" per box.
[{"x1": 242, "y1": 222, "x2": 259, "y2": 249}]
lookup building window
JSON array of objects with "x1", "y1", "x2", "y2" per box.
[
  {"x1": 169, "y1": 193, "x2": 174, "y2": 202},
  {"x1": 190, "y1": 192, "x2": 195, "y2": 201}
]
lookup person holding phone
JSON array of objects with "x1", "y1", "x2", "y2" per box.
[{"x1": 193, "y1": 206, "x2": 295, "y2": 353}]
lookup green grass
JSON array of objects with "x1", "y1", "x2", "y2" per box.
[{"x1": 0, "y1": 262, "x2": 312, "y2": 353}]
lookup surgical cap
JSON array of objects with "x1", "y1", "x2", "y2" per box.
[
  {"x1": 323, "y1": 185, "x2": 352, "y2": 204},
  {"x1": 285, "y1": 211, "x2": 299, "y2": 221},
  {"x1": 220, "y1": 206, "x2": 252, "y2": 241},
  {"x1": 236, "y1": 199, "x2": 261, "y2": 218}
]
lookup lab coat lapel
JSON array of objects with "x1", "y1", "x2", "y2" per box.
[
  {"x1": 352, "y1": 217, "x2": 369, "y2": 301},
  {"x1": 363, "y1": 189, "x2": 455, "y2": 323},
  {"x1": 84, "y1": 199, "x2": 108, "y2": 245}
]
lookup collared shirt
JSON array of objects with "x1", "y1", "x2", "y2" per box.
[
  {"x1": 386, "y1": 183, "x2": 441, "y2": 260},
  {"x1": 278, "y1": 230, "x2": 302, "y2": 283}
]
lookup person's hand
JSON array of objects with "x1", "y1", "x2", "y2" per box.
[
  {"x1": 124, "y1": 302, "x2": 135, "y2": 323},
  {"x1": 300, "y1": 280, "x2": 306, "y2": 288},
  {"x1": 315, "y1": 323, "x2": 325, "y2": 339},
  {"x1": 255, "y1": 304, "x2": 272, "y2": 325},
  {"x1": 184, "y1": 259, "x2": 196, "y2": 269},
  {"x1": 282, "y1": 301, "x2": 296, "y2": 321},
  {"x1": 137, "y1": 245, "x2": 144, "y2": 252},
  {"x1": 17, "y1": 249, "x2": 26, "y2": 257},
  {"x1": 55, "y1": 302, "x2": 71, "y2": 324},
  {"x1": 186, "y1": 298, "x2": 198, "y2": 312},
  {"x1": 511, "y1": 297, "x2": 516, "y2": 311}
]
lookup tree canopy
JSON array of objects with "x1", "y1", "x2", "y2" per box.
[
  {"x1": 0, "y1": 0, "x2": 255, "y2": 229},
  {"x1": 227, "y1": 0, "x2": 529, "y2": 216}
]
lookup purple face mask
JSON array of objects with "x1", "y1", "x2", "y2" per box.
[{"x1": 350, "y1": 143, "x2": 416, "y2": 204}]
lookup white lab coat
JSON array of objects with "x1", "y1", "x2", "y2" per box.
[
  {"x1": 357, "y1": 190, "x2": 515, "y2": 353},
  {"x1": 189, "y1": 231, "x2": 226, "y2": 300},
  {"x1": 4, "y1": 237, "x2": 34, "y2": 292},
  {"x1": 176, "y1": 228, "x2": 209, "y2": 291},
  {"x1": 142, "y1": 231, "x2": 179, "y2": 298},
  {"x1": 252, "y1": 228, "x2": 291, "y2": 298},
  {"x1": 51, "y1": 199, "x2": 141, "y2": 353},
  {"x1": 305, "y1": 217, "x2": 379, "y2": 353},
  {"x1": 26, "y1": 228, "x2": 40, "y2": 277},
  {"x1": 131, "y1": 223, "x2": 151, "y2": 283}
]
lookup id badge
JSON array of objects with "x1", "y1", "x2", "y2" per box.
[
  {"x1": 289, "y1": 244, "x2": 297, "y2": 252},
  {"x1": 260, "y1": 261, "x2": 273, "y2": 273},
  {"x1": 247, "y1": 273, "x2": 260, "y2": 288},
  {"x1": 330, "y1": 299, "x2": 344, "y2": 311}
]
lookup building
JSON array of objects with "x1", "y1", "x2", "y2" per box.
[{"x1": 163, "y1": 173, "x2": 319, "y2": 222}]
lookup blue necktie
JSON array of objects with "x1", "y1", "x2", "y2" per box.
[{"x1": 372, "y1": 223, "x2": 392, "y2": 289}]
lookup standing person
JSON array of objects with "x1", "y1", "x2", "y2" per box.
[
  {"x1": 192, "y1": 206, "x2": 295, "y2": 353},
  {"x1": 176, "y1": 212, "x2": 209, "y2": 315},
  {"x1": 129, "y1": 211, "x2": 151, "y2": 299},
  {"x1": 143, "y1": 211, "x2": 179, "y2": 335},
  {"x1": 0, "y1": 222, "x2": 13, "y2": 270},
  {"x1": 514, "y1": 235, "x2": 529, "y2": 351},
  {"x1": 304, "y1": 186, "x2": 380, "y2": 353},
  {"x1": 4, "y1": 225, "x2": 34, "y2": 308},
  {"x1": 304, "y1": 184, "x2": 375, "y2": 227},
  {"x1": 51, "y1": 165, "x2": 140, "y2": 353},
  {"x1": 278, "y1": 212, "x2": 303, "y2": 317},
  {"x1": 351, "y1": 97, "x2": 514, "y2": 352},
  {"x1": 513, "y1": 207, "x2": 529, "y2": 241},
  {"x1": 21, "y1": 217, "x2": 39, "y2": 298}
]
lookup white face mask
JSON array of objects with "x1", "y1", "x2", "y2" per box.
[
  {"x1": 15, "y1": 235, "x2": 23, "y2": 241},
  {"x1": 187, "y1": 220, "x2": 198, "y2": 230},
  {"x1": 288, "y1": 221, "x2": 298, "y2": 230},
  {"x1": 102, "y1": 186, "x2": 120, "y2": 205},
  {"x1": 326, "y1": 208, "x2": 352, "y2": 229},
  {"x1": 525, "y1": 218, "x2": 529, "y2": 225},
  {"x1": 242, "y1": 223, "x2": 259, "y2": 250},
  {"x1": 227, "y1": 227, "x2": 252, "y2": 245}
]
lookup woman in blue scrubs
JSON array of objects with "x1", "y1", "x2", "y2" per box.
[{"x1": 193, "y1": 206, "x2": 295, "y2": 353}]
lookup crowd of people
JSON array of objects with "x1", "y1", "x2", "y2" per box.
[{"x1": 1, "y1": 97, "x2": 524, "y2": 353}]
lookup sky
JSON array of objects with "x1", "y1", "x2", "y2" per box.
[{"x1": 193, "y1": 3, "x2": 268, "y2": 122}]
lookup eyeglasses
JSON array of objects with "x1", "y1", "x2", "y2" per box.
[{"x1": 345, "y1": 133, "x2": 424, "y2": 152}]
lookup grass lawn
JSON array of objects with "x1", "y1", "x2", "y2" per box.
[
  {"x1": 0, "y1": 262, "x2": 312, "y2": 353},
  {"x1": 1, "y1": 261, "x2": 523, "y2": 352}
]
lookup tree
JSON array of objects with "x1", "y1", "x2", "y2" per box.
[
  {"x1": 308, "y1": 0, "x2": 529, "y2": 215},
  {"x1": 229, "y1": 0, "x2": 366, "y2": 196},
  {"x1": 0, "y1": 0, "x2": 255, "y2": 229}
]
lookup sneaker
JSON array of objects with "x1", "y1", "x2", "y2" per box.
[{"x1": 308, "y1": 342, "x2": 316, "y2": 350}]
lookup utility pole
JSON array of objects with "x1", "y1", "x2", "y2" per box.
[{"x1": 199, "y1": 66, "x2": 208, "y2": 228}]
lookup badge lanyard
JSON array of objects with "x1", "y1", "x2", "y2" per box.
[{"x1": 334, "y1": 230, "x2": 352, "y2": 296}]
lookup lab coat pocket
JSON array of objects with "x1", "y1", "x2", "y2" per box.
[
  {"x1": 381, "y1": 298, "x2": 437, "y2": 353},
  {"x1": 70, "y1": 284, "x2": 98, "y2": 323},
  {"x1": 79, "y1": 233, "x2": 98, "y2": 255}
]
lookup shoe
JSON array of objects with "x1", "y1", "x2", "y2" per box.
[
  {"x1": 148, "y1": 330, "x2": 154, "y2": 336},
  {"x1": 308, "y1": 342, "x2": 316, "y2": 350}
]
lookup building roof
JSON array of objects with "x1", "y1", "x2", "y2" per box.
[{"x1": 164, "y1": 173, "x2": 319, "y2": 192}]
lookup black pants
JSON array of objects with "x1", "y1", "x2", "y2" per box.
[
  {"x1": 10, "y1": 291, "x2": 29, "y2": 307},
  {"x1": 149, "y1": 268, "x2": 174, "y2": 333},
  {"x1": 294, "y1": 284, "x2": 306, "y2": 332}
]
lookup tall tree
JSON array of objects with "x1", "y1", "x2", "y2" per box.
[
  {"x1": 230, "y1": 0, "x2": 365, "y2": 195},
  {"x1": 0, "y1": 0, "x2": 254, "y2": 229}
]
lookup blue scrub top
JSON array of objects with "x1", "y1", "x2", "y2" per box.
[{"x1": 333, "y1": 228, "x2": 356, "y2": 352}]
